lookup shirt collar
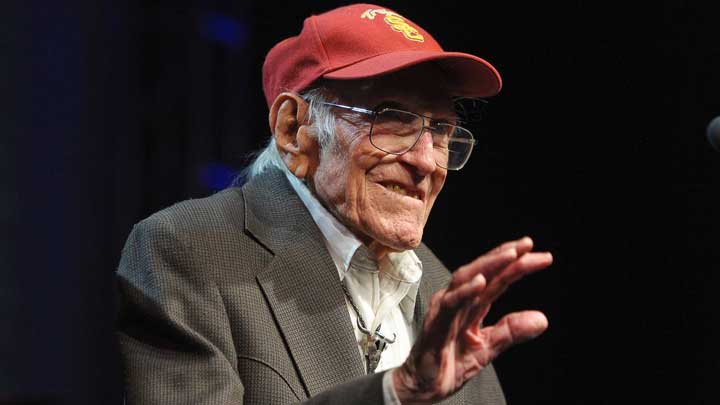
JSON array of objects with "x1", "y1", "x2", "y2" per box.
[{"x1": 286, "y1": 172, "x2": 361, "y2": 277}]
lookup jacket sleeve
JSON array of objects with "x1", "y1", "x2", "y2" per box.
[{"x1": 117, "y1": 215, "x2": 244, "y2": 404}]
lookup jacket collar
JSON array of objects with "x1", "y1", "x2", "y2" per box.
[{"x1": 242, "y1": 169, "x2": 366, "y2": 396}]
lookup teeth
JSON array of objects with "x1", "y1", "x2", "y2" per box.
[
  {"x1": 384, "y1": 184, "x2": 421, "y2": 200},
  {"x1": 390, "y1": 184, "x2": 406, "y2": 195}
]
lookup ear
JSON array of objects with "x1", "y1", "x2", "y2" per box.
[{"x1": 269, "y1": 92, "x2": 320, "y2": 180}]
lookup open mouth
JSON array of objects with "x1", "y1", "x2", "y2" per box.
[{"x1": 380, "y1": 182, "x2": 423, "y2": 201}]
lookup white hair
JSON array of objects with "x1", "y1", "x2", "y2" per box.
[{"x1": 238, "y1": 87, "x2": 338, "y2": 183}]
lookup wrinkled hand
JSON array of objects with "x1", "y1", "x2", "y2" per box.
[{"x1": 394, "y1": 237, "x2": 553, "y2": 403}]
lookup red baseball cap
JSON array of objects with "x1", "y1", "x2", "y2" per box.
[{"x1": 262, "y1": 3, "x2": 502, "y2": 107}]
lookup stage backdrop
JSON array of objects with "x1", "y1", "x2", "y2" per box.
[{"x1": 5, "y1": 0, "x2": 719, "y2": 403}]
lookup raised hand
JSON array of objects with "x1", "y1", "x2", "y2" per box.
[{"x1": 393, "y1": 237, "x2": 553, "y2": 403}]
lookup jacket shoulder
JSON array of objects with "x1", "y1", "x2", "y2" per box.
[
  {"x1": 140, "y1": 187, "x2": 245, "y2": 235},
  {"x1": 122, "y1": 187, "x2": 268, "y2": 281}
]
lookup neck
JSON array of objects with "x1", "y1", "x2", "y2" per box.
[{"x1": 367, "y1": 240, "x2": 398, "y2": 262}]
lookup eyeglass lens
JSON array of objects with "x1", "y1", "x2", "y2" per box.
[{"x1": 370, "y1": 109, "x2": 474, "y2": 169}]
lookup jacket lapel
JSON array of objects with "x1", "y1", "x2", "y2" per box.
[
  {"x1": 413, "y1": 266, "x2": 433, "y2": 334},
  {"x1": 243, "y1": 170, "x2": 365, "y2": 397},
  {"x1": 412, "y1": 245, "x2": 447, "y2": 333}
]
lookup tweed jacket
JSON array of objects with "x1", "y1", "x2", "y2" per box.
[{"x1": 116, "y1": 168, "x2": 506, "y2": 404}]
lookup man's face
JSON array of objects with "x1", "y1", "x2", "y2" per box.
[{"x1": 309, "y1": 65, "x2": 454, "y2": 253}]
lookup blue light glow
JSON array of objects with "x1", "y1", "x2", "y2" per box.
[
  {"x1": 198, "y1": 162, "x2": 238, "y2": 191},
  {"x1": 199, "y1": 12, "x2": 248, "y2": 49}
]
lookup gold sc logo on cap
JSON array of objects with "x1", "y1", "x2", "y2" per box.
[{"x1": 361, "y1": 9, "x2": 425, "y2": 42}]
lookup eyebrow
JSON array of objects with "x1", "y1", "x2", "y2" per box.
[
  {"x1": 372, "y1": 100, "x2": 459, "y2": 122},
  {"x1": 372, "y1": 100, "x2": 407, "y2": 111},
  {"x1": 371, "y1": 100, "x2": 457, "y2": 115}
]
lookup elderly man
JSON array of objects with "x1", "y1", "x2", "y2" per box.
[{"x1": 117, "y1": 3, "x2": 552, "y2": 404}]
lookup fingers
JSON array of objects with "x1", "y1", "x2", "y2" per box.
[
  {"x1": 482, "y1": 251, "x2": 553, "y2": 305},
  {"x1": 424, "y1": 288, "x2": 447, "y2": 327},
  {"x1": 442, "y1": 272, "x2": 486, "y2": 308},
  {"x1": 490, "y1": 236, "x2": 534, "y2": 256},
  {"x1": 481, "y1": 236, "x2": 536, "y2": 282},
  {"x1": 447, "y1": 237, "x2": 549, "y2": 310},
  {"x1": 465, "y1": 251, "x2": 552, "y2": 327},
  {"x1": 444, "y1": 249, "x2": 550, "y2": 311},
  {"x1": 449, "y1": 245, "x2": 517, "y2": 290},
  {"x1": 425, "y1": 237, "x2": 551, "y2": 345},
  {"x1": 466, "y1": 310, "x2": 548, "y2": 359},
  {"x1": 450, "y1": 236, "x2": 534, "y2": 290}
]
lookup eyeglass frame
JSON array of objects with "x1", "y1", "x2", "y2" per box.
[{"x1": 314, "y1": 101, "x2": 478, "y2": 170}]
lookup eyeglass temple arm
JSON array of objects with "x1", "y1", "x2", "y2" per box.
[
  {"x1": 448, "y1": 138, "x2": 477, "y2": 145},
  {"x1": 318, "y1": 101, "x2": 375, "y2": 115}
]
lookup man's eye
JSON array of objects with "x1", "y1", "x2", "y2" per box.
[
  {"x1": 431, "y1": 124, "x2": 455, "y2": 136},
  {"x1": 378, "y1": 109, "x2": 417, "y2": 124}
]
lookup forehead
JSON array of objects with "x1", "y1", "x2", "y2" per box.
[{"x1": 326, "y1": 64, "x2": 456, "y2": 113}]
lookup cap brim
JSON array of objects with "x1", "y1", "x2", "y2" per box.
[{"x1": 323, "y1": 50, "x2": 502, "y2": 98}]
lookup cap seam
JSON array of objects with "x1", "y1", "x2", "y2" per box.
[{"x1": 309, "y1": 16, "x2": 331, "y2": 68}]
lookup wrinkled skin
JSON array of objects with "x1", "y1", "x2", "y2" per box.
[
  {"x1": 309, "y1": 66, "x2": 455, "y2": 256},
  {"x1": 270, "y1": 64, "x2": 553, "y2": 403}
]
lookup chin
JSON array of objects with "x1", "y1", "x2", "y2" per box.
[{"x1": 367, "y1": 219, "x2": 425, "y2": 251}]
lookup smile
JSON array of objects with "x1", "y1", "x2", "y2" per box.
[{"x1": 382, "y1": 183, "x2": 422, "y2": 200}]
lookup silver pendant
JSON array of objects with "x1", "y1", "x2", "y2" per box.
[
  {"x1": 358, "y1": 319, "x2": 396, "y2": 374},
  {"x1": 365, "y1": 337, "x2": 382, "y2": 374}
]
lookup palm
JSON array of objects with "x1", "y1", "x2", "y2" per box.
[{"x1": 395, "y1": 237, "x2": 553, "y2": 403}]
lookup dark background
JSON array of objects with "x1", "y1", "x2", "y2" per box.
[{"x1": 4, "y1": 0, "x2": 719, "y2": 403}]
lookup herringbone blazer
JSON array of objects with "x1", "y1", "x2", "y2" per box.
[{"x1": 117, "y1": 168, "x2": 506, "y2": 404}]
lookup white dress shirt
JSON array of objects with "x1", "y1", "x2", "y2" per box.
[{"x1": 286, "y1": 173, "x2": 422, "y2": 404}]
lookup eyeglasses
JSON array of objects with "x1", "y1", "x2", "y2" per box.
[{"x1": 317, "y1": 101, "x2": 478, "y2": 170}]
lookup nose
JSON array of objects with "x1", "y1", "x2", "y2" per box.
[{"x1": 398, "y1": 128, "x2": 437, "y2": 176}]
